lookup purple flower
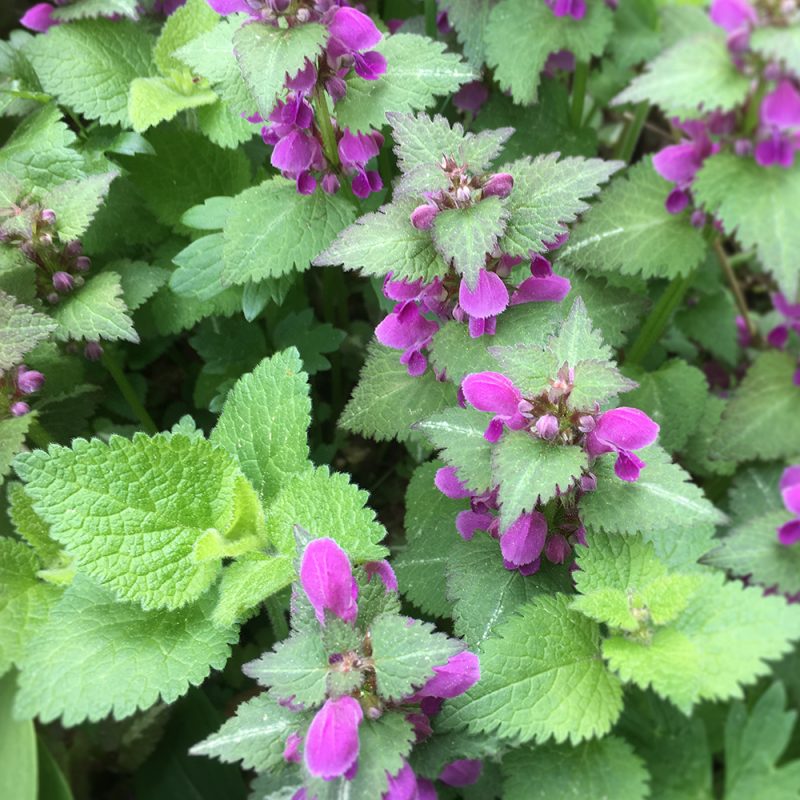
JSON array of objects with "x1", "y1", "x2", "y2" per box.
[
  {"x1": 710, "y1": 0, "x2": 757, "y2": 33},
  {"x1": 365, "y1": 560, "x2": 398, "y2": 592},
  {"x1": 439, "y1": 759, "x2": 483, "y2": 787},
  {"x1": 481, "y1": 173, "x2": 514, "y2": 200},
  {"x1": 755, "y1": 80, "x2": 800, "y2": 169},
  {"x1": 10, "y1": 401, "x2": 30, "y2": 417},
  {"x1": 20, "y1": 2, "x2": 57, "y2": 32},
  {"x1": 461, "y1": 372, "x2": 528, "y2": 442},
  {"x1": 304, "y1": 696, "x2": 363, "y2": 780},
  {"x1": 383, "y1": 762, "x2": 418, "y2": 800},
  {"x1": 510, "y1": 255, "x2": 572, "y2": 305},
  {"x1": 52, "y1": 271, "x2": 74, "y2": 293},
  {"x1": 458, "y1": 269, "x2": 509, "y2": 337},
  {"x1": 206, "y1": 0, "x2": 250, "y2": 14},
  {"x1": 586, "y1": 407, "x2": 660, "y2": 482},
  {"x1": 299, "y1": 538, "x2": 358, "y2": 625},
  {"x1": 417, "y1": 651, "x2": 480, "y2": 699},
  {"x1": 327, "y1": 7, "x2": 387, "y2": 81},
  {"x1": 410, "y1": 204, "x2": 439, "y2": 230},
  {"x1": 339, "y1": 129, "x2": 384, "y2": 198},
  {"x1": 271, "y1": 129, "x2": 320, "y2": 174},
  {"x1": 545, "y1": 534, "x2": 571, "y2": 564},
  {"x1": 455, "y1": 510, "x2": 494, "y2": 540},
  {"x1": 435, "y1": 466, "x2": 472, "y2": 499},
  {"x1": 500, "y1": 512, "x2": 548, "y2": 568},
  {"x1": 535, "y1": 414, "x2": 559, "y2": 440},
  {"x1": 16, "y1": 367, "x2": 45, "y2": 395},
  {"x1": 546, "y1": 0, "x2": 586, "y2": 20},
  {"x1": 453, "y1": 81, "x2": 489, "y2": 115},
  {"x1": 375, "y1": 302, "x2": 439, "y2": 377},
  {"x1": 653, "y1": 124, "x2": 716, "y2": 213},
  {"x1": 778, "y1": 465, "x2": 800, "y2": 546},
  {"x1": 283, "y1": 732, "x2": 302, "y2": 764}
]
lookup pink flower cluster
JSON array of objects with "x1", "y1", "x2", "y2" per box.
[
  {"x1": 779, "y1": 466, "x2": 800, "y2": 546},
  {"x1": 2, "y1": 364, "x2": 45, "y2": 418},
  {"x1": 435, "y1": 370, "x2": 659, "y2": 575},
  {"x1": 212, "y1": 1, "x2": 386, "y2": 197},
  {"x1": 271, "y1": 538, "x2": 481, "y2": 798}
]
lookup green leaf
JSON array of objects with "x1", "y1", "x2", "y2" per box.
[
  {"x1": 28, "y1": 20, "x2": 154, "y2": 127},
  {"x1": 189, "y1": 694, "x2": 303, "y2": 773},
  {"x1": 751, "y1": 25, "x2": 800, "y2": 79},
  {"x1": 712, "y1": 351, "x2": 800, "y2": 462},
  {"x1": 549, "y1": 295, "x2": 612, "y2": 365},
  {"x1": 580, "y1": 445, "x2": 726, "y2": 535},
  {"x1": 560, "y1": 159, "x2": 708, "y2": 280},
  {"x1": 314, "y1": 200, "x2": 450, "y2": 283},
  {"x1": 211, "y1": 349, "x2": 311, "y2": 503},
  {"x1": 501, "y1": 154, "x2": 622, "y2": 257},
  {"x1": 128, "y1": 76, "x2": 217, "y2": 132},
  {"x1": 197, "y1": 100, "x2": 255, "y2": 149},
  {"x1": 440, "y1": 594, "x2": 623, "y2": 744},
  {"x1": 447, "y1": 536, "x2": 571, "y2": 649},
  {"x1": 416, "y1": 407, "x2": 494, "y2": 495},
  {"x1": 0, "y1": 416, "x2": 34, "y2": 485},
  {"x1": 570, "y1": 360, "x2": 637, "y2": 410},
  {"x1": 694, "y1": 154, "x2": 800, "y2": 300},
  {"x1": 724, "y1": 683, "x2": 800, "y2": 800},
  {"x1": 494, "y1": 433, "x2": 588, "y2": 529},
  {"x1": 212, "y1": 553, "x2": 294, "y2": 627},
  {"x1": 572, "y1": 532, "x2": 701, "y2": 632},
  {"x1": 222, "y1": 179, "x2": 355, "y2": 285},
  {"x1": 370, "y1": 613, "x2": 462, "y2": 702},
  {"x1": 6, "y1": 483, "x2": 62, "y2": 565},
  {"x1": 38, "y1": 172, "x2": 117, "y2": 240},
  {"x1": 110, "y1": 259, "x2": 170, "y2": 311},
  {"x1": 50, "y1": 0, "x2": 137, "y2": 21},
  {"x1": 271, "y1": 310, "x2": 346, "y2": 375},
  {"x1": 0, "y1": 292, "x2": 56, "y2": 371},
  {"x1": 623, "y1": 360, "x2": 708, "y2": 453},
  {"x1": 394, "y1": 462, "x2": 467, "y2": 619},
  {"x1": 439, "y1": 0, "x2": 492, "y2": 67},
  {"x1": 486, "y1": 0, "x2": 614, "y2": 104},
  {"x1": 51, "y1": 271, "x2": 137, "y2": 344},
  {"x1": 181, "y1": 196, "x2": 233, "y2": 231},
  {"x1": 340, "y1": 342, "x2": 457, "y2": 443},
  {"x1": 0, "y1": 672, "x2": 36, "y2": 800},
  {"x1": 335, "y1": 34, "x2": 474, "y2": 132},
  {"x1": 244, "y1": 632, "x2": 329, "y2": 708},
  {"x1": 503, "y1": 736, "x2": 650, "y2": 800},
  {"x1": 0, "y1": 538, "x2": 61, "y2": 675},
  {"x1": 15, "y1": 576, "x2": 236, "y2": 725},
  {"x1": 432, "y1": 197, "x2": 509, "y2": 287},
  {"x1": 233, "y1": 21, "x2": 327, "y2": 117},
  {"x1": 614, "y1": 32, "x2": 751, "y2": 118},
  {"x1": 14, "y1": 431, "x2": 261, "y2": 611},
  {"x1": 122, "y1": 126, "x2": 251, "y2": 228},
  {"x1": 603, "y1": 573, "x2": 800, "y2": 713},
  {"x1": 170, "y1": 233, "x2": 227, "y2": 302},
  {"x1": 675, "y1": 287, "x2": 738, "y2": 366},
  {"x1": 153, "y1": 0, "x2": 219, "y2": 76},
  {"x1": 264, "y1": 465, "x2": 387, "y2": 563}
]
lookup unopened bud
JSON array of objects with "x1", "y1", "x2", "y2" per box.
[
  {"x1": 577, "y1": 415, "x2": 595, "y2": 433},
  {"x1": 10, "y1": 401, "x2": 30, "y2": 416},
  {"x1": 16, "y1": 367, "x2": 45, "y2": 395},
  {"x1": 75, "y1": 256, "x2": 91, "y2": 272},
  {"x1": 410, "y1": 204, "x2": 438, "y2": 230},
  {"x1": 535, "y1": 414, "x2": 559, "y2": 440},
  {"x1": 481, "y1": 172, "x2": 514, "y2": 199},
  {"x1": 52, "y1": 271, "x2": 74, "y2": 293},
  {"x1": 40, "y1": 208, "x2": 56, "y2": 225},
  {"x1": 66, "y1": 240, "x2": 83, "y2": 257},
  {"x1": 455, "y1": 185, "x2": 471, "y2": 204},
  {"x1": 39, "y1": 233, "x2": 53, "y2": 248},
  {"x1": 46, "y1": 292, "x2": 60, "y2": 305},
  {"x1": 296, "y1": 6, "x2": 310, "y2": 21},
  {"x1": 84, "y1": 341, "x2": 103, "y2": 361},
  {"x1": 579, "y1": 473, "x2": 597, "y2": 492}
]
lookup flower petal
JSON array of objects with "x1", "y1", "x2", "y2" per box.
[
  {"x1": 418, "y1": 651, "x2": 480, "y2": 698},
  {"x1": 458, "y1": 270, "x2": 509, "y2": 319},
  {"x1": 299, "y1": 538, "x2": 358, "y2": 625},
  {"x1": 461, "y1": 372, "x2": 521, "y2": 417},
  {"x1": 329, "y1": 7, "x2": 382, "y2": 51},
  {"x1": 304, "y1": 697, "x2": 363, "y2": 779}
]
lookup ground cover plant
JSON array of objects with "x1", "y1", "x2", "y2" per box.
[{"x1": 0, "y1": 0, "x2": 799, "y2": 797}]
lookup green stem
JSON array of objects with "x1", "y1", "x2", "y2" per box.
[
  {"x1": 625, "y1": 272, "x2": 694, "y2": 366},
  {"x1": 571, "y1": 62, "x2": 589, "y2": 129},
  {"x1": 614, "y1": 102, "x2": 649, "y2": 162},
  {"x1": 743, "y1": 80, "x2": 768, "y2": 136},
  {"x1": 101, "y1": 350, "x2": 158, "y2": 435},
  {"x1": 313, "y1": 88, "x2": 339, "y2": 168},
  {"x1": 712, "y1": 238, "x2": 759, "y2": 343},
  {"x1": 424, "y1": 0, "x2": 438, "y2": 39}
]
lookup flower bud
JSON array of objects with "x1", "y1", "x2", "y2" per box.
[
  {"x1": 40, "y1": 208, "x2": 56, "y2": 225},
  {"x1": 46, "y1": 292, "x2": 60, "y2": 305},
  {"x1": 39, "y1": 233, "x2": 53, "y2": 248},
  {"x1": 52, "y1": 271, "x2": 74, "y2": 293},
  {"x1": 66, "y1": 240, "x2": 83, "y2": 257},
  {"x1": 545, "y1": 534, "x2": 570, "y2": 564},
  {"x1": 455, "y1": 185, "x2": 472, "y2": 204},
  {"x1": 410, "y1": 204, "x2": 438, "y2": 230},
  {"x1": 481, "y1": 172, "x2": 514, "y2": 199},
  {"x1": 84, "y1": 341, "x2": 103, "y2": 361},
  {"x1": 75, "y1": 256, "x2": 91, "y2": 272},
  {"x1": 535, "y1": 414, "x2": 559, "y2": 440},
  {"x1": 10, "y1": 401, "x2": 30, "y2": 416},
  {"x1": 16, "y1": 367, "x2": 45, "y2": 395}
]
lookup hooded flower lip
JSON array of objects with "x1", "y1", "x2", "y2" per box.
[
  {"x1": 304, "y1": 696, "x2": 363, "y2": 780},
  {"x1": 375, "y1": 303, "x2": 439, "y2": 377},
  {"x1": 383, "y1": 761, "x2": 417, "y2": 800},
  {"x1": 755, "y1": 80, "x2": 800, "y2": 168},
  {"x1": 439, "y1": 759, "x2": 483, "y2": 788},
  {"x1": 779, "y1": 465, "x2": 800, "y2": 546},
  {"x1": 20, "y1": 2, "x2": 56, "y2": 31},
  {"x1": 327, "y1": 7, "x2": 387, "y2": 81},
  {"x1": 709, "y1": 0, "x2": 757, "y2": 33},
  {"x1": 364, "y1": 560, "x2": 398, "y2": 592},
  {"x1": 455, "y1": 510, "x2": 493, "y2": 540},
  {"x1": 458, "y1": 269, "x2": 509, "y2": 320},
  {"x1": 435, "y1": 466, "x2": 472, "y2": 499},
  {"x1": 461, "y1": 372, "x2": 527, "y2": 442},
  {"x1": 417, "y1": 651, "x2": 480, "y2": 699},
  {"x1": 587, "y1": 407, "x2": 660, "y2": 482},
  {"x1": 500, "y1": 512, "x2": 548, "y2": 567},
  {"x1": 546, "y1": 0, "x2": 586, "y2": 20},
  {"x1": 299, "y1": 537, "x2": 358, "y2": 625},
  {"x1": 206, "y1": 0, "x2": 250, "y2": 14}
]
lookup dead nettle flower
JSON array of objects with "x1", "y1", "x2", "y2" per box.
[
  {"x1": 20, "y1": 0, "x2": 185, "y2": 30},
  {"x1": 738, "y1": 293, "x2": 800, "y2": 385},
  {"x1": 1, "y1": 363, "x2": 45, "y2": 420},
  {"x1": 778, "y1": 465, "x2": 800, "y2": 546},
  {"x1": 260, "y1": 537, "x2": 481, "y2": 796},
  {"x1": 212, "y1": 1, "x2": 386, "y2": 197},
  {"x1": 376, "y1": 251, "x2": 571, "y2": 377}
]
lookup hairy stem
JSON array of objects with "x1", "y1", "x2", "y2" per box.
[
  {"x1": 102, "y1": 350, "x2": 158, "y2": 435},
  {"x1": 424, "y1": 0, "x2": 438, "y2": 39},
  {"x1": 626, "y1": 272, "x2": 694, "y2": 366},
  {"x1": 713, "y1": 237, "x2": 759, "y2": 342},
  {"x1": 571, "y1": 62, "x2": 589, "y2": 128},
  {"x1": 615, "y1": 102, "x2": 649, "y2": 162},
  {"x1": 313, "y1": 88, "x2": 339, "y2": 168}
]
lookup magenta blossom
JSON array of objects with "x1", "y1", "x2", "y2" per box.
[
  {"x1": 511, "y1": 254, "x2": 572, "y2": 304},
  {"x1": 755, "y1": 80, "x2": 800, "y2": 169},
  {"x1": 458, "y1": 269, "x2": 509, "y2": 338},
  {"x1": 434, "y1": 466, "x2": 472, "y2": 499},
  {"x1": 338, "y1": 129, "x2": 384, "y2": 198},
  {"x1": 500, "y1": 511, "x2": 548, "y2": 570},
  {"x1": 20, "y1": 2, "x2": 57, "y2": 31},
  {"x1": 710, "y1": 0, "x2": 757, "y2": 50},
  {"x1": 653, "y1": 123, "x2": 716, "y2": 214},
  {"x1": 299, "y1": 538, "x2": 358, "y2": 625},
  {"x1": 778, "y1": 465, "x2": 800, "y2": 546},
  {"x1": 453, "y1": 81, "x2": 489, "y2": 115},
  {"x1": 546, "y1": 0, "x2": 586, "y2": 20},
  {"x1": 586, "y1": 407, "x2": 660, "y2": 481},
  {"x1": 417, "y1": 651, "x2": 480, "y2": 699},
  {"x1": 364, "y1": 560, "x2": 398, "y2": 592},
  {"x1": 304, "y1": 696, "x2": 363, "y2": 779},
  {"x1": 461, "y1": 372, "x2": 528, "y2": 442},
  {"x1": 327, "y1": 7, "x2": 387, "y2": 81},
  {"x1": 439, "y1": 759, "x2": 483, "y2": 788},
  {"x1": 375, "y1": 302, "x2": 439, "y2": 377}
]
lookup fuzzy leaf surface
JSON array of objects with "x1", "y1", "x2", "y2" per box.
[{"x1": 0, "y1": 292, "x2": 56, "y2": 371}]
